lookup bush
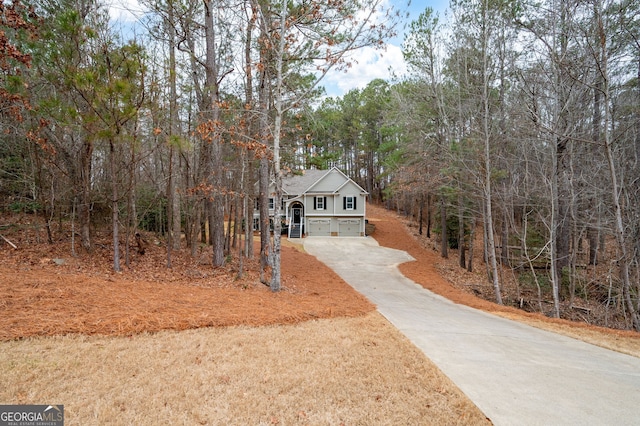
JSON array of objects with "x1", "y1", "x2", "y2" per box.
[{"x1": 9, "y1": 199, "x2": 42, "y2": 214}]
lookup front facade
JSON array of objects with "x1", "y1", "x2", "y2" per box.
[{"x1": 255, "y1": 167, "x2": 368, "y2": 238}]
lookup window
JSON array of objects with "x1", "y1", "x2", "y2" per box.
[
  {"x1": 344, "y1": 196, "x2": 356, "y2": 210},
  {"x1": 268, "y1": 198, "x2": 274, "y2": 210},
  {"x1": 314, "y1": 196, "x2": 326, "y2": 210}
]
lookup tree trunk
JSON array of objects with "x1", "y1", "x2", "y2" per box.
[
  {"x1": 501, "y1": 208, "x2": 509, "y2": 267},
  {"x1": 548, "y1": 0, "x2": 572, "y2": 318},
  {"x1": 418, "y1": 194, "x2": 423, "y2": 236},
  {"x1": 480, "y1": 0, "x2": 502, "y2": 304},
  {"x1": 243, "y1": 4, "x2": 255, "y2": 262},
  {"x1": 595, "y1": 5, "x2": 640, "y2": 330},
  {"x1": 269, "y1": 0, "x2": 288, "y2": 292},
  {"x1": 226, "y1": 198, "x2": 233, "y2": 254},
  {"x1": 257, "y1": 6, "x2": 271, "y2": 284},
  {"x1": 636, "y1": 48, "x2": 640, "y2": 165},
  {"x1": 204, "y1": 0, "x2": 225, "y2": 268},
  {"x1": 110, "y1": 140, "x2": 121, "y2": 272},
  {"x1": 232, "y1": 196, "x2": 239, "y2": 250},
  {"x1": 426, "y1": 193, "x2": 432, "y2": 238},
  {"x1": 191, "y1": 205, "x2": 201, "y2": 258},
  {"x1": 168, "y1": 1, "x2": 181, "y2": 253},
  {"x1": 588, "y1": 226, "x2": 599, "y2": 265},
  {"x1": 555, "y1": 137, "x2": 571, "y2": 293},
  {"x1": 588, "y1": 52, "x2": 603, "y2": 267},
  {"x1": 440, "y1": 196, "x2": 448, "y2": 258},
  {"x1": 483, "y1": 188, "x2": 502, "y2": 304},
  {"x1": 259, "y1": 155, "x2": 270, "y2": 284},
  {"x1": 467, "y1": 217, "x2": 475, "y2": 273},
  {"x1": 166, "y1": 144, "x2": 174, "y2": 269},
  {"x1": 125, "y1": 134, "x2": 137, "y2": 268},
  {"x1": 79, "y1": 141, "x2": 93, "y2": 252},
  {"x1": 550, "y1": 140, "x2": 562, "y2": 318},
  {"x1": 458, "y1": 192, "x2": 466, "y2": 269},
  {"x1": 237, "y1": 148, "x2": 247, "y2": 280},
  {"x1": 32, "y1": 142, "x2": 53, "y2": 244}
]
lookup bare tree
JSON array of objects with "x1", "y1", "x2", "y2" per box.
[{"x1": 253, "y1": 0, "x2": 401, "y2": 291}]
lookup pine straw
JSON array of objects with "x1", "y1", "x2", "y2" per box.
[
  {"x1": 0, "y1": 242, "x2": 374, "y2": 341},
  {"x1": 0, "y1": 213, "x2": 493, "y2": 424}
]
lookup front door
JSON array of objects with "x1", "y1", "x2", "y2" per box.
[
  {"x1": 290, "y1": 207, "x2": 303, "y2": 238},
  {"x1": 292, "y1": 207, "x2": 302, "y2": 225}
]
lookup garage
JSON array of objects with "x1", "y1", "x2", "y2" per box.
[
  {"x1": 307, "y1": 219, "x2": 331, "y2": 236},
  {"x1": 338, "y1": 219, "x2": 361, "y2": 237}
]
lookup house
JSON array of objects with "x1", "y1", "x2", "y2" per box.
[{"x1": 254, "y1": 167, "x2": 368, "y2": 238}]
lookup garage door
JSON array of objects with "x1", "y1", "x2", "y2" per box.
[
  {"x1": 308, "y1": 219, "x2": 331, "y2": 236},
  {"x1": 338, "y1": 219, "x2": 361, "y2": 237}
]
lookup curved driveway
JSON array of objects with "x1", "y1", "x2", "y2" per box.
[{"x1": 303, "y1": 237, "x2": 640, "y2": 426}]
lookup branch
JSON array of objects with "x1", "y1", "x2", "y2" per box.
[{"x1": 0, "y1": 234, "x2": 17, "y2": 249}]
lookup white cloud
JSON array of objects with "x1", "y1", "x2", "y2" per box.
[
  {"x1": 322, "y1": 43, "x2": 407, "y2": 97},
  {"x1": 107, "y1": 0, "x2": 147, "y2": 23},
  {"x1": 319, "y1": 0, "x2": 451, "y2": 98},
  {"x1": 317, "y1": 0, "x2": 413, "y2": 97}
]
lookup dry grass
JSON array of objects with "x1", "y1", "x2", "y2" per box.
[
  {"x1": 0, "y1": 211, "x2": 490, "y2": 424},
  {"x1": 0, "y1": 312, "x2": 489, "y2": 425},
  {"x1": 8, "y1": 205, "x2": 637, "y2": 425}
]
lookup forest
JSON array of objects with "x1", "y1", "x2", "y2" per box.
[{"x1": 0, "y1": 0, "x2": 639, "y2": 330}]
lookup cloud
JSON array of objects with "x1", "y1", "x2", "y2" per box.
[
  {"x1": 322, "y1": 43, "x2": 407, "y2": 97},
  {"x1": 107, "y1": 0, "x2": 147, "y2": 23},
  {"x1": 319, "y1": 0, "x2": 410, "y2": 97}
]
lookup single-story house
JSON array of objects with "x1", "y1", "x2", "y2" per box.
[{"x1": 254, "y1": 167, "x2": 368, "y2": 238}]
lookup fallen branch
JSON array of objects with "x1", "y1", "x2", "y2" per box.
[
  {"x1": 571, "y1": 305, "x2": 591, "y2": 313},
  {"x1": 0, "y1": 234, "x2": 17, "y2": 249}
]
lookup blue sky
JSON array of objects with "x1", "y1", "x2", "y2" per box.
[
  {"x1": 108, "y1": 0, "x2": 450, "y2": 98},
  {"x1": 321, "y1": 0, "x2": 450, "y2": 97}
]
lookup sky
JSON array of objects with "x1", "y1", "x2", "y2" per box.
[
  {"x1": 108, "y1": 0, "x2": 449, "y2": 98},
  {"x1": 321, "y1": 0, "x2": 449, "y2": 97}
]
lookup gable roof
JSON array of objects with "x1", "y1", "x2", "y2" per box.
[
  {"x1": 279, "y1": 167, "x2": 368, "y2": 196},
  {"x1": 282, "y1": 169, "x2": 329, "y2": 195}
]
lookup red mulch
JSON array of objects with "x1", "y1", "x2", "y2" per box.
[
  {"x1": 0, "y1": 232, "x2": 373, "y2": 340},
  {"x1": 1, "y1": 205, "x2": 638, "y2": 342}
]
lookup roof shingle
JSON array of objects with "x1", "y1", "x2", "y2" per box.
[{"x1": 282, "y1": 169, "x2": 329, "y2": 195}]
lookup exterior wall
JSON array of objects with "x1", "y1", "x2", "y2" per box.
[
  {"x1": 304, "y1": 180, "x2": 366, "y2": 236},
  {"x1": 252, "y1": 168, "x2": 367, "y2": 236},
  {"x1": 252, "y1": 191, "x2": 290, "y2": 231},
  {"x1": 335, "y1": 182, "x2": 366, "y2": 216},
  {"x1": 307, "y1": 169, "x2": 346, "y2": 192},
  {"x1": 305, "y1": 194, "x2": 335, "y2": 217}
]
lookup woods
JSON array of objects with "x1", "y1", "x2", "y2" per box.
[
  {"x1": 385, "y1": 0, "x2": 640, "y2": 329},
  {"x1": 0, "y1": 0, "x2": 398, "y2": 285},
  {"x1": 0, "y1": 0, "x2": 639, "y2": 330},
  {"x1": 298, "y1": 0, "x2": 640, "y2": 330}
]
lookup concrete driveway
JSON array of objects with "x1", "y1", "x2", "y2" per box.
[{"x1": 303, "y1": 237, "x2": 640, "y2": 426}]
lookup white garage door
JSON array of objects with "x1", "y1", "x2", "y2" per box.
[
  {"x1": 308, "y1": 219, "x2": 331, "y2": 236},
  {"x1": 338, "y1": 219, "x2": 361, "y2": 237}
]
